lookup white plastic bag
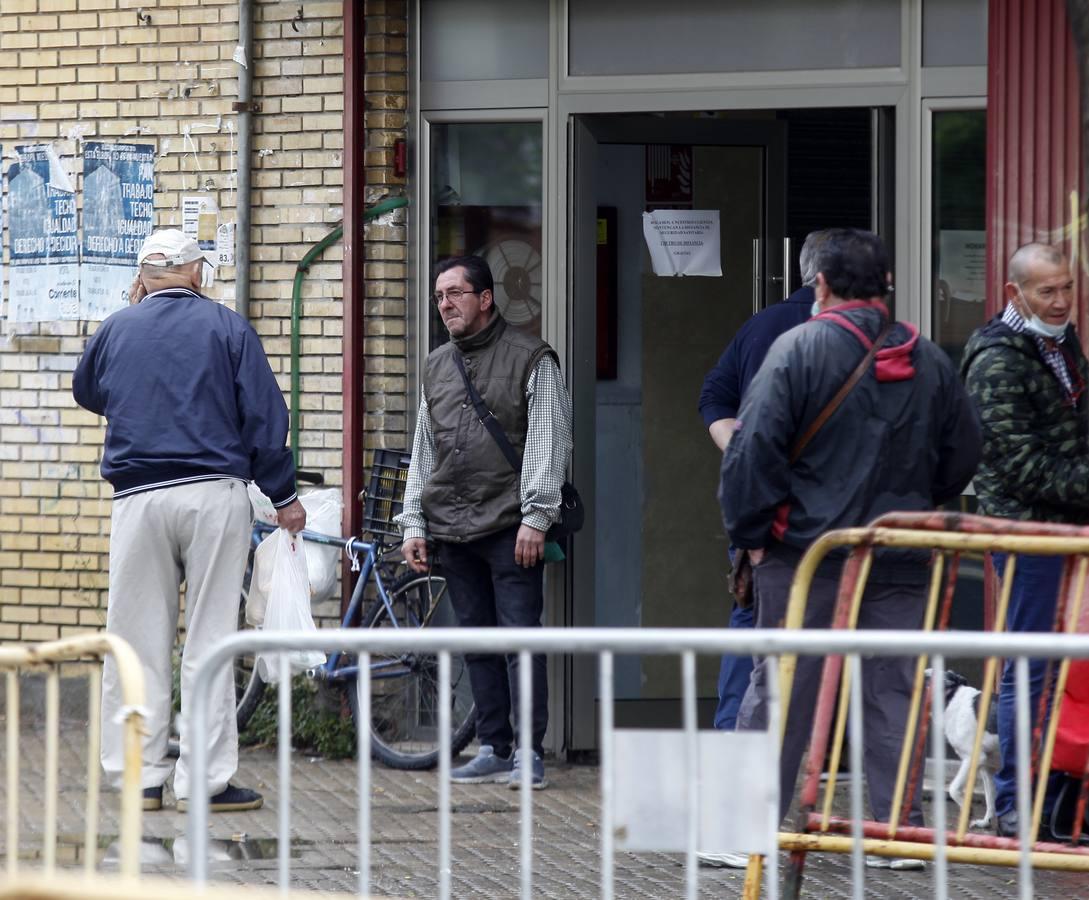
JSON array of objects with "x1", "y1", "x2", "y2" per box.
[
  {"x1": 247, "y1": 482, "x2": 279, "y2": 526},
  {"x1": 245, "y1": 528, "x2": 277, "y2": 626},
  {"x1": 254, "y1": 528, "x2": 326, "y2": 682},
  {"x1": 298, "y1": 487, "x2": 343, "y2": 602}
]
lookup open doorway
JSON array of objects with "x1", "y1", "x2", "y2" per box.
[{"x1": 567, "y1": 107, "x2": 894, "y2": 750}]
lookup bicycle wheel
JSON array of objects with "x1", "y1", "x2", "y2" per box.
[{"x1": 344, "y1": 568, "x2": 476, "y2": 770}]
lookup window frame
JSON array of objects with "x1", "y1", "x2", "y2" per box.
[
  {"x1": 414, "y1": 110, "x2": 550, "y2": 395},
  {"x1": 920, "y1": 97, "x2": 988, "y2": 350}
]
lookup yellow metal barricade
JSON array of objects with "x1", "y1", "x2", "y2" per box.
[
  {"x1": 744, "y1": 511, "x2": 1089, "y2": 897},
  {"x1": 1, "y1": 635, "x2": 146, "y2": 881}
]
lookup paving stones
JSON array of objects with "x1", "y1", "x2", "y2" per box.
[{"x1": 2, "y1": 721, "x2": 1085, "y2": 898}]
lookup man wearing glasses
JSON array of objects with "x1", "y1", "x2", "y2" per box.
[
  {"x1": 962, "y1": 243, "x2": 1087, "y2": 839},
  {"x1": 397, "y1": 255, "x2": 573, "y2": 790}
]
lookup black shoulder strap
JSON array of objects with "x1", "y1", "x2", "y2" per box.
[{"x1": 452, "y1": 353, "x2": 522, "y2": 474}]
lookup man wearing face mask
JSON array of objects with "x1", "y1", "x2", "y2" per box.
[{"x1": 962, "y1": 242, "x2": 1087, "y2": 838}]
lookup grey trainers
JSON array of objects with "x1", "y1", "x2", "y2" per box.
[
  {"x1": 450, "y1": 745, "x2": 514, "y2": 784},
  {"x1": 697, "y1": 851, "x2": 748, "y2": 868},
  {"x1": 865, "y1": 855, "x2": 925, "y2": 871},
  {"x1": 509, "y1": 748, "x2": 547, "y2": 790}
]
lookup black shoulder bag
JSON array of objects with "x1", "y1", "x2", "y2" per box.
[{"x1": 453, "y1": 353, "x2": 584, "y2": 542}]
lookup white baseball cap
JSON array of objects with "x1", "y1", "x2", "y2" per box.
[{"x1": 137, "y1": 229, "x2": 212, "y2": 268}]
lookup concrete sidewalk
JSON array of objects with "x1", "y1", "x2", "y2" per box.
[{"x1": 3, "y1": 723, "x2": 1087, "y2": 898}]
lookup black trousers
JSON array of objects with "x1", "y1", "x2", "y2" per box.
[{"x1": 438, "y1": 525, "x2": 548, "y2": 756}]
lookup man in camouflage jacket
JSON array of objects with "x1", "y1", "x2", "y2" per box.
[{"x1": 962, "y1": 242, "x2": 1086, "y2": 838}]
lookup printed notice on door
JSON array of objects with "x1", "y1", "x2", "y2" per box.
[
  {"x1": 642, "y1": 209, "x2": 722, "y2": 277},
  {"x1": 937, "y1": 230, "x2": 986, "y2": 303}
]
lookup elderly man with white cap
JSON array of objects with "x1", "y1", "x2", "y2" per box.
[{"x1": 73, "y1": 228, "x2": 306, "y2": 813}]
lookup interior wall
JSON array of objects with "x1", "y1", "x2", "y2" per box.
[{"x1": 593, "y1": 143, "x2": 645, "y2": 699}]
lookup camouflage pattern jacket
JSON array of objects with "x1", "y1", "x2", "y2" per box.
[{"x1": 961, "y1": 315, "x2": 1089, "y2": 523}]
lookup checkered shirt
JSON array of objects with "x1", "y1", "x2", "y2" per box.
[
  {"x1": 396, "y1": 354, "x2": 574, "y2": 541},
  {"x1": 1001, "y1": 304, "x2": 1075, "y2": 399}
]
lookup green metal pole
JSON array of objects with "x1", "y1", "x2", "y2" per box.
[{"x1": 290, "y1": 196, "x2": 408, "y2": 464}]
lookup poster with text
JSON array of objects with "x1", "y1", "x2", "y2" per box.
[
  {"x1": 642, "y1": 209, "x2": 722, "y2": 277},
  {"x1": 937, "y1": 230, "x2": 987, "y2": 303},
  {"x1": 6, "y1": 144, "x2": 78, "y2": 322},
  {"x1": 0, "y1": 144, "x2": 3, "y2": 321},
  {"x1": 79, "y1": 142, "x2": 155, "y2": 320}
]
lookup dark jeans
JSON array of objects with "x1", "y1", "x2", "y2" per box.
[
  {"x1": 992, "y1": 552, "x2": 1063, "y2": 818},
  {"x1": 713, "y1": 603, "x2": 755, "y2": 730},
  {"x1": 737, "y1": 554, "x2": 926, "y2": 826},
  {"x1": 438, "y1": 525, "x2": 547, "y2": 756}
]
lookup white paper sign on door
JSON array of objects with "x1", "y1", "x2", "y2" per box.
[
  {"x1": 938, "y1": 229, "x2": 986, "y2": 302},
  {"x1": 642, "y1": 209, "x2": 722, "y2": 277}
]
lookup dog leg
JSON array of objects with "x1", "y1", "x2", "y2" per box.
[
  {"x1": 949, "y1": 758, "x2": 969, "y2": 810},
  {"x1": 971, "y1": 770, "x2": 997, "y2": 831}
]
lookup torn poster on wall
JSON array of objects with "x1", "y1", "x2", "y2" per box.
[
  {"x1": 80, "y1": 142, "x2": 155, "y2": 319},
  {"x1": 6, "y1": 144, "x2": 79, "y2": 322},
  {"x1": 642, "y1": 209, "x2": 722, "y2": 277},
  {"x1": 183, "y1": 195, "x2": 219, "y2": 287},
  {"x1": 0, "y1": 145, "x2": 3, "y2": 319}
]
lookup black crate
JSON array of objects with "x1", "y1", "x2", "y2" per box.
[{"x1": 362, "y1": 448, "x2": 412, "y2": 538}]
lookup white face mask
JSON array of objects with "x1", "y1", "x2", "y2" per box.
[
  {"x1": 810, "y1": 299, "x2": 822, "y2": 317},
  {"x1": 1017, "y1": 289, "x2": 1069, "y2": 339}
]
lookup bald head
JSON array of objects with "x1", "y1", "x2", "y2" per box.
[
  {"x1": 1008, "y1": 243, "x2": 1067, "y2": 286},
  {"x1": 1005, "y1": 242, "x2": 1074, "y2": 330}
]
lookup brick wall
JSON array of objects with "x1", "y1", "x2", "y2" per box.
[{"x1": 0, "y1": 0, "x2": 408, "y2": 642}]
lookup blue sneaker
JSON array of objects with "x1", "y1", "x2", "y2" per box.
[
  {"x1": 143, "y1": 785, "x2": 163, "y2": 811},
  {"x1": 509, "y1": 748, "x2": 546, "y2": 790},
  {"x1": 450, "y1": 745, "x2": 514, "y2": 784},
  {"x1": 177, "y1": 783, "x2": 263, "y2": 813}
]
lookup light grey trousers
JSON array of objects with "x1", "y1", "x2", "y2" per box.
[
  {"x1": 100, "y1": 479, "x2": 251, "y2": 799},
  {"x1": 736, "y1": 553, "x2": 927, "y2": 827}
]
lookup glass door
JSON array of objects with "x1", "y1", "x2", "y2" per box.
[{"x1": 428, "y1": 120, "x2": 545, "y2": 348}]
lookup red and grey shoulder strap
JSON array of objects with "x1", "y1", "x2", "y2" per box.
[{"x1": 788, "y1": 319, "x2": 894, "y2": 464}]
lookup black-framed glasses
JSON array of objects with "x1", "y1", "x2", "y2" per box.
[{"x1": 432, "y1": 289, "x2": 478, "y2": 305}]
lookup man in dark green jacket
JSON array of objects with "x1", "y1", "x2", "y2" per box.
[{"x1": 962, "y1": 242, "x2": 1086, "y2": 838}]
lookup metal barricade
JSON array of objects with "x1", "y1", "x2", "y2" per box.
[
  {"x1": 188, "y1": 625, "x2": 1089, "y2": 899},
  {"x1": 0, "y1": 872, "x2": 335, "y2": 900},
  {"x1": 775, "y1": 512, "x2": 1089, "y2": 899},
  {"x1": 0, "y1": 635, "x2": 146, "y2": 879}
]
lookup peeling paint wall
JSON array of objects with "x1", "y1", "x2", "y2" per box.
[{"x1": 0, "y1": 0, "x2": 408, "y2": 640}]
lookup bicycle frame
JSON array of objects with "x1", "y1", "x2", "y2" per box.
[{"x1": 250, "y1": 521, "x2": 430, "y2": 683}]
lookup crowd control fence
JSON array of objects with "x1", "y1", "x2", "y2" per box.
[
  {"x1": 772, "y1": 511, "x2": 1089, "y2": 898},
  {"x1": 188, "y1": 625, "x2": 1089, "y2": 900},
  {"x1": 0, "y1": 635, "x2": 145, "y2": 880}
]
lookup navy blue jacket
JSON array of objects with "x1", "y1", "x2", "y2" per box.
[
  {"x1": 72, "y1": 287, "x2": 297, "y2": 507},
  {"x1": 698, "y1": 285, "x2": 814, "y2": 427}
]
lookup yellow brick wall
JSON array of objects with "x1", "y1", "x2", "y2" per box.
[{"x1": 0, "y1": 0, "x2": 408, "y2": 641}]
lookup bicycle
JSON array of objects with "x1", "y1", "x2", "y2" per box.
[{"x1": 234, "y1": 451, "x2": 477, "y2": 770}]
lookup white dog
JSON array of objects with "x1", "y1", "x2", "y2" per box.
[{"x1": 928, "y1": 669, "x2": 1001, "y2": 830}]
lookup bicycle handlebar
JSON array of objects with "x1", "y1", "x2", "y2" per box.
[{"x1": 253, "y1": 519, "x2": 387, "y2": 557}]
